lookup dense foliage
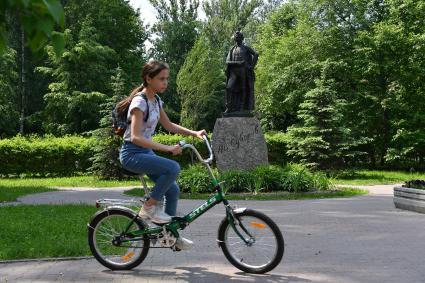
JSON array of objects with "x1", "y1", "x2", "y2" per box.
[{"x1": 254, "y1": 0, "x2": 425, "y2": 170}]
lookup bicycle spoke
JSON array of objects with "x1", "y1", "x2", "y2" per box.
[
  {"x1": 96, "y1": 228, "x2": 115, "y2": 238},
  {"x1": 228, "y1": 240, "x2": 244, "y2": 246},
  {"x1": 255, "y1": 243, "x2": 275, "y2": 248},
  {"x1": 96, "y1": 239, "x2": 114, "y2": 245}
]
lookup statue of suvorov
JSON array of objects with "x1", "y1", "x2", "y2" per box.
[{"x1": 224, "y1": 29, "x2": 259, "y2": 116}]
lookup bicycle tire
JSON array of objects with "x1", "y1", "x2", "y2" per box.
[
  {"x1": 218, "y1": 209, "x2": 284, "y2": 274},
  {"x1": 88, "y1": 209, "x2": 150, "y2": 270}
]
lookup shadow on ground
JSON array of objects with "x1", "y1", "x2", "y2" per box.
[{"x1": 103, "y1": 266, "x2": 311, "y2": 283}]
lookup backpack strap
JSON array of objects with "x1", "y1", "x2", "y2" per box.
[
  {"x1": 155, "y1": 94, "x2": 162, "y2": 110},
  {"x1": 140, "y1": 94, "x2": 150, "y2": 123}
]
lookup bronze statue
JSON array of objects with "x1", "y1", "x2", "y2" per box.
[{"x1": 224, "y1": 30, "x2": 259, "y2": 116}]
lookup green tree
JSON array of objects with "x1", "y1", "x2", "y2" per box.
[
  {"x1": 177, "y1": 35, "x2": 225, "y2": 130},
  {"x1": 254, "y1": 0, "x2": 422, "y2": 169},
  {"x1": 38, "y1": 25, "x2": 115, "y2": 134},
  {"x1": 287, "y1": 61, "x2": 360, "y2": 170},
  {"x1": 1, "y1": 0, "x2": 148, "y2": 136},
  {"x1": 4, "y1": 13, "x2": 56, "y2": 135},
  {"x1": 381, "y1": 0, "x2": 425, "y2": 169},
  {"x1": 33, "y1": 0, "x2": 149, "y2": 135},
  {"x1": 0, "y1": 0, "x2": 65, "y2": 55},
  {"x1": 63, "y1": 0, "x2": 148, "y2": 85},
  {"x1": 0, "y1": 48, "x2": 19, "y2": 136},
  {"x1": 90, "y1": 66, "x2": 127, "y2": 179},
  {"x1": 149, "y1": 0, "x2": 200, "y2": 122},
  {"x1": 254, "y1": 1, "x2": 323, "y2": 130}
]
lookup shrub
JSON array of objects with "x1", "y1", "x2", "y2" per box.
[
  {"x1": 178, "y1": 164, "x2": 216, "y2": 193},
  {"x1": 0, "y1": 132, "x2": 289, "y2": 176},
  {"x1": 0, "y1": 135, "x2": 96, "y2": 177},
  {"x1": 178, "y1": 164, "x2": 332, "y2": 194},
  {"x1": 403, "y1": 180, "x2": 425, "y2": 190},
  {"x1": 221, "y1": 170, "x2": 258, "y2": 193}
]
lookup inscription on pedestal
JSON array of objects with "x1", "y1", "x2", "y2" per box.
[{"x1": 212, "y1": 117, "x2": 268, "y2": 172}]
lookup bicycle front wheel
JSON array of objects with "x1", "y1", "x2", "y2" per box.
[
  {"x1": 218, "y1": 209, "x2": 284, "y2": 274},
  {"x1": 88, "y1": 209, "x2": 150, "y2": 270}
]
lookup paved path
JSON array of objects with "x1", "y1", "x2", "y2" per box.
[
  {"x1": 1, "y1": 184, "x2": 425, "y2": 283},
  {"x1": 9, "y1": 184, "x2": 402, "y2": 206}
]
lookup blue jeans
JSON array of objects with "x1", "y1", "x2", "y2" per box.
[{"x1": 119, "y1": 142, "x2": 181, "y2": 216}]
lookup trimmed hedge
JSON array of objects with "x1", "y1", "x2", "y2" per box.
[
  {"x1": 0, "y1": 135, "x2": 96, "y2": 177},
  {"x1": 178, "y1": 164, "x2": 331, "y2": 194},
  {"x1": 155, "y1": 132, "x2": 288, "y2": 165},
  {"x1": 0, "y1": 132, "x2": 288, "y2": 176}
]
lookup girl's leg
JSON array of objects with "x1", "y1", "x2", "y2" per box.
[
  {"x1": 163, "y1": 182, "x2": 180, "y2": 216},
  {"x1": 122, "y1": 152, "x2": 180, "y2": 203},
  {"x1": 147, "y1": 174, "x2": 180, "y2": 216}
]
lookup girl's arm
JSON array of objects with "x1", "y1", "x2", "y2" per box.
[{"x1": 159, "y1": 108, "x2": 206, "y2": 138}]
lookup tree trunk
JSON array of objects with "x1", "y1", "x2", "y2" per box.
[{"x1": 19, "y1": 28, "x2": 25, "y2": 134}]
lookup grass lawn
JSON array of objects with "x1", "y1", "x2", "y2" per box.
[
  {"x1": 2, "y1": 169, "x2": 423, "y2": 189},
  {"x1": 0, "y1": 186, "x2": 56, "y2": 202},
  {"x1": 124, "y1": 187, "x2": 368, "y2": 200},
  {"x1": 334, "y1": 170, "x2": 425, "y2": 185},
  {"x1": 0, "y1": 176, "x2": 148, "y2": 188},
  {"x1": 0, "y1": 205, "x2": 98, "y2": 260}
]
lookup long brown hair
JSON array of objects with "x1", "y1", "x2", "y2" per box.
[{"x1": 116, "y1": 60, "x2": 169, "y2": 113}]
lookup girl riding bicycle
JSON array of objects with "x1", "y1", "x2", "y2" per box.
[{"x1": 117, "y1": 60, "x2": 206, "y2": 250}]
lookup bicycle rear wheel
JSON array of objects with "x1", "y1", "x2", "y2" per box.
[
  {"x1": 218, "y1": 209, "x2": 284, "y2": 274},
  {"x1": 88, "y1": 209, "x2": 150, "y2": 270}
]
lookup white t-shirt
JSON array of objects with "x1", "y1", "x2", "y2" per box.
[{"x1": 123, "y1": 93, "x2": 164, "y2": 141}]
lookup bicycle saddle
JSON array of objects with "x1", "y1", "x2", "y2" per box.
[{"x1": 121, "y1": 168, "x2": 139, "y2": 176}]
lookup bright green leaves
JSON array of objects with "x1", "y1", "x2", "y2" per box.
[{"x1": 0, "y1": 0, "x2": 65, "y2": 56}]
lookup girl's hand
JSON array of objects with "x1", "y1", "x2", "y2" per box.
[
  {"x1": 192, "y1": 129, "x2": 207, "y2": 140},
  {"x1": 168, "y1": 144, "x2": 182, "y2": 156}
]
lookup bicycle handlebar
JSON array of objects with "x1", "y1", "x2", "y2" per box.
[{"x1": 178, "y1": 135, "x2": 214, "y2": 164}]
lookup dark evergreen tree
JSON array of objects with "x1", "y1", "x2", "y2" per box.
[
  {"x1": 89, "y1": 66, "x2": 128, "y2": 179},
  {"x1": 287, "y1": 61, "x2": 362, "y2": 170},
  {"x1": 38, "y1": 23, "x2": 115, "y2": 134}
]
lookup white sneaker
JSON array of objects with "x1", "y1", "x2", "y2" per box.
[
  {"x1": 174, "y1": 237, "x2": 194, "y2": 251},
  {"x1": 138, "y1": 204, "x2": 171, "y2": 224}
]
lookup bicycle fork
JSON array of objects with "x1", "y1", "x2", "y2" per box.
[{"x1": 223, "y1": 205, "x2": 255, "y2": 246}]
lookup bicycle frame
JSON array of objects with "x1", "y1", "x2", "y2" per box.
[
  {"x1": 123, "y1": 184, "x2": 224, "y2": 238},
  {"x1": 110, "y1": 136, "x2": 253, "y2": 245}
]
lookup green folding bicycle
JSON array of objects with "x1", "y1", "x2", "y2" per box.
[{"x1": 87, "y1": 135, "x2": 284, "y2": 274}]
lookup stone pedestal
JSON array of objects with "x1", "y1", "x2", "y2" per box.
[{"x1": 212, "y1": 117, "x2": 268, "y2": 172}]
